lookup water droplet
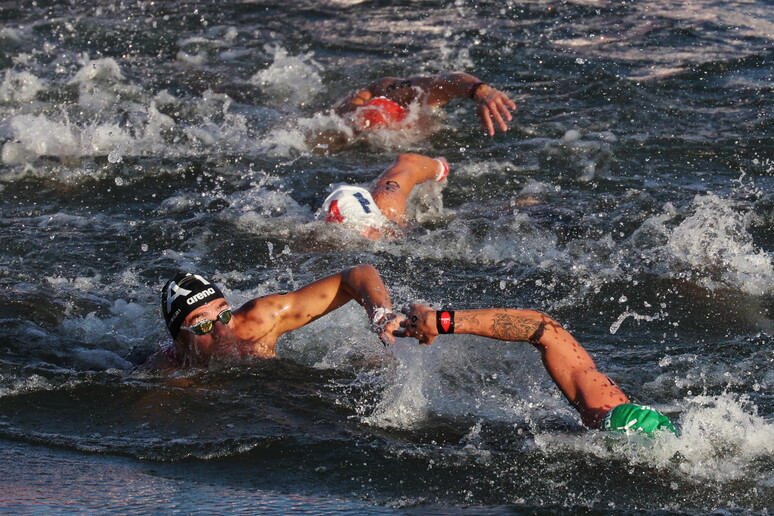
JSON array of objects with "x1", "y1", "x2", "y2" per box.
[
  {"x1": 108, "y1": 150, "x2": 122, "y2": 163},
  {"x1": 141, "y1": 244, "x2": 148, "y2": 252},
  {"x1": 114, "y1": 177, "x2": 124, "y2": 186}
]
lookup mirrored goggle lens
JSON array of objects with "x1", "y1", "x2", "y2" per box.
[{"x1": 187, "y1": 309, "x2": 232, "y2": 335}]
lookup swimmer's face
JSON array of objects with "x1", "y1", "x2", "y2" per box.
[{"x1": 177, "y1": 298, "x2": 238, "y2": 360}]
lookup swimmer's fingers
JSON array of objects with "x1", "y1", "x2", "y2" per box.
[
  {"x1": 379, "y1": 313, "x2": 405, "y2": 346},
  {"x1": 496, "y1": 94, "x2": 516, "y2": 123},
  {"x1": 396, "y1": 303, "x2": 436, "y2": 345},
  {"x1": 378, "y1": 329, "x2": 395, "y2": 347},
  {"x1": 480, "y1": 98, "x2": 515, "y2": 135},
  {"x1": 478, "y1": 105, "x2": 496, "y2": 136},
  {"x1": 392, "y1": 325, "x2": 435, "y2": 345},
  {"x1": 476, "y1": 89, "x2": 516, "y2": 135},
  {"x1": 400, "y1": 302, "x2": 432, "y2": 322}
]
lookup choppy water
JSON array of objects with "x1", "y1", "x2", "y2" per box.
[{"x1": 0, "y1": 0, "x2": 772, "y2": 513}]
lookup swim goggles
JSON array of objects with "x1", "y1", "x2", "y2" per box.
[{"x1": 181, "y1": 309, "x2": 232, "y2": 335}]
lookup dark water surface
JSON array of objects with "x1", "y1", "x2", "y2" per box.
[{"x1": 0, "y1": 0, "x2": 772, "y2": 513}]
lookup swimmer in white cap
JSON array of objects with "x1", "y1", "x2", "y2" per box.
[
  {"x1": 396, "y1": 303, "x2": 677, "y2": 435},
  {"x1": 144, "y1": 265, "x2": 403, "y2": 370},
  {"x1": 320, "y1": 153, "x2": 450, "y2": 239}
]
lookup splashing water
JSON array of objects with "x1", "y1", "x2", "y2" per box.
[
  {"x1": 665, "y1": 194, "x2": 773, "y2": 296},
  {"x1": 250, "y1": 45, "x2": 324, "y2": 108}
]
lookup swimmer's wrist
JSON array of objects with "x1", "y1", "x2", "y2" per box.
[
  {"x1": 435, "y1": 310, "x2": 455, "y2": 334},
  {"x1": 467, "y1": 82, "x2": 486, "y2": 100},
  {"x1": 371, "y1": 306, "x2": 394, "y2": 329}
]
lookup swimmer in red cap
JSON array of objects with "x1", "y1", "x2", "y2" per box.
[
  {"x1": 336, "y1": 71, "x2": 516, "y2": 136},
  {"x1": 310, "y1": 71, "x2": 516, "y2": 152},
  {"x1": 395, "y1": 303, "x2": 678, "y2": 435},
  {"x1": 353, "y1": 97, "x2": 410, "y2": 130},
  {"x1": 320, "y1": 153, "x2": 450, "y2": 239},
  {"x1": 143, "y1": 265, "x2": 403, "y2": 370}
]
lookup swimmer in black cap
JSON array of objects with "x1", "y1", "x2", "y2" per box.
[
  {"x1": 396, "y1": 304, "x2": 677, "y2": 435},
  {"x1": 145, "y1": 265, "x2": 403, "y2": 369}
]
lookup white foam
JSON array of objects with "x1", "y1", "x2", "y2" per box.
[
  {"x1": 69, "y1": 56, "x2": 142, "y2": 111},
  {"x1": 665, "y1": 194, "x2": 773, "y2": 296},
  {"x1": 404, "y1": 180, "x2": 447, "y2": 225},
  {"x1": 5, "y1": 114, "x2": 80, "y2": 161},
  {"x1": 69, "y1": 56, "x2": 124, "y2": 87},
  {"x1": 60, "y1": 298, "x2": 153, "y2": 346},
  {"x1": 425, "y1": 40, "x2": 474, "y2": 71},
  {"x1": 533, "y1": 393, "x2": 773, "y2": 486},
  {"x1": 225, "y1": 175, "x2": 313, "y2": 228},
  {"x1": 666, "y1": 395, "x2": 773, "y2": 483},
  {"x1": 45, "y1": 271, "x2": 156, "y2": 351},
  {"x1": 361, "y1": 343, "x2": 433, "y2": 428},
  {"x1": 176, "y1": 50, "x2": 208, "y2": 66},
  {"x1": 402, "y1": 213, "x2": 560, "y2": 267},
  {"x1": 361, "y1": 335, "x2": 565, "y2": 430},
  {"x1": 0, "y1": 56, "x2": 280, "y2": 166},
  {"x1": 0, "y1": 70, "x2": 44, "y2": 103},
  {"x1": 255, "y1": 124, "x2": 312, "y2": 157},
  {"x1": 454, "y1": 159, "x2": 523, "y2": 179},
  {"x1": 280, "y1": 303, "x2": 388, "y2": 370},
  {"x1": 249, "y1": 45, "x2": 324, "y2": 108},
  {"x1": 2, "y1": 111, "x2": 138, "y2": 164}
]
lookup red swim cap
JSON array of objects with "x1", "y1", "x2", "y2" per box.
[{"x1": 355, "y1": 97, "x2": 408, "y2": 130}]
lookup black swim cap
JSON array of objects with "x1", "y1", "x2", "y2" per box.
[{"x1": 161, "y1": 272, "x2": 225, "y2": 339}]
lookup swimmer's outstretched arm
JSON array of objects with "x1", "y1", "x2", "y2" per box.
[
  {"x1": 240, "y1": 265, "x2": 403, "y2": 346},
  {"x1": 332, "y1": 72, "x2": 516, "y2": 136},
  {"x1": 394, "y1": 303, "x2": 631, "y2": 427},
  {"x1": 422, "y1": 72, "x2": 516, "y2": 135},
  {"x1": 395, "y1": 303, "x2": 551, "y2": 346}
]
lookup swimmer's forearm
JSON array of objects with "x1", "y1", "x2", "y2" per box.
[
  {"x1": 426, "y1": 72, "x2": 483, "y2": 104},
  {"x1": 341, "y1": 264, "x2": 393, "y2": 315},
  {"x1": 432, "y1": 308, "x2": 548, "y2": 344}
]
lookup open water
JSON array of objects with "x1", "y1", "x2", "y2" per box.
[{"x1": 0, "y1": 0, "x2": 772, "y2": 513}]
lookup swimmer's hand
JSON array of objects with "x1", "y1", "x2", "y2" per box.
[
  {"x1": 393, "y1": 303, "x2": 438, "y2": 345},
  {"x1": 471, "y1": 85, "x2": 516, "y2": 136},
  {"x1": 372, "y1": 308, "x2": 405, "y2": 346}
]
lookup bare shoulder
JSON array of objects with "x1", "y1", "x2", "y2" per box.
[
  {"x1": 368, "y1": 76, "x2": 407, "y2": 93},
  {"x1": 236, "y1": 292, "x2": 291, "y2": 319},
  {"x1": 372, "y1": 75, "x2": 433, "y2": 98}
]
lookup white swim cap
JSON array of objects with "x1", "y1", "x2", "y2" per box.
[{"x1": 321, "y1": 185, "x2": 390, "y2": 230}]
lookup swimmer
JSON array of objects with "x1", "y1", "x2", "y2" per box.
[
  {"x1": 143, "y1": 265, "x2": 403, "y2": 370},
  {"x1": 395, "y1": 304, "x2": 678, "y2": 435},
  {"x1": 320, "y1": 153, "x2": 450, "y2": 239},
  {"x1": 310, "y1": 71, "x2": 516, "y2": 152}
]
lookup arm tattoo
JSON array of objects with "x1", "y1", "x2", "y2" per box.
[
  {"x1": 490, "y1": 312, "x2": 543, "y2": 343},
  {"x1": 456, "y1": 312, "x2": 480, "y2": 327}
]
